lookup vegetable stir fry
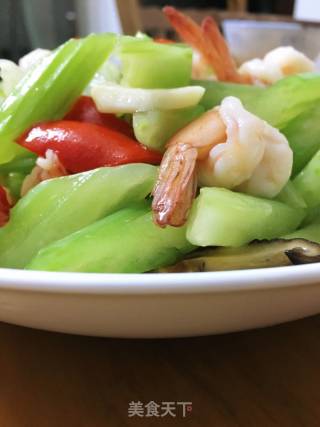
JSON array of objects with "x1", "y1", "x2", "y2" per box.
[{"x1": 0, "y1": 6, "x2": 320, "y2": 273}]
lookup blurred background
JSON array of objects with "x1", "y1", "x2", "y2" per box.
[{"x1": 1, "y1": 0, "x2": 319, "y2": 63}]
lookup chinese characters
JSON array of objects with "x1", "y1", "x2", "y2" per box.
[{"x1": 128, "y1": 401, "x2": 192, "y2": 418}]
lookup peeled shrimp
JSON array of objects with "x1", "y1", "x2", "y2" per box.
[
  {"x1": 152, "y1": 96, "x2": 293, "y2": 227},
  {"x1": 239, "y1": 46, "x2": 315, "y2": 86}
]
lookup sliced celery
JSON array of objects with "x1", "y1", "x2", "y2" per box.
[
  {"x1": 133, "y1": 105, "x2": 204, "y2": 151},
  {"x1": 282, "y1": 103, "x2": 320, "y2": 176},
  {"x1": 119, "y1": 37, "x2": 192, "y2": 88},
  {"x1": 275, "y1": 181, "x2": 307, "y2": 209},
  {"x1": 0, "y1": 33, "x2": 117, "y2": 163},
  {"x1": 187, "y1": 187, "x2": 304, "y2": 247},
  {"x1": 252, "y1": 73, "x2": 320, "y2": 128},
  {"x1": 0, "y1": 155, "x2": 36, "y2": 174},
  {"x1": 193, "y1": 79, "x2": 264, "y2": 110},
  {"x1": 284, "y1": 222, "x2": 320, "y2": 244},
  {"x1": 0, "y1": 163, "x2": 157, "y2": 268},
  {"x1": 293, "y1": 149, "x2": 320, "y2": 208},
  {"x1": 195, "y1": 73, "x2": 320, "y2": 131},
  {"x1": 302, "y1": 207, "x2": 320, "y2": 226},
  {"x1": 5, "y1": 172, "x2": 25, "y2": 199},
  {"x1": 27, "y1": 203, "x2": 194, "y2": 273}
]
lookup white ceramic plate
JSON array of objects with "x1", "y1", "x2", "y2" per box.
[{"x1": 0, "y1": 264, "x2": 320, "y2": 338}]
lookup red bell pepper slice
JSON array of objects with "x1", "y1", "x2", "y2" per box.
[
  {"x1": 0, "y1": 186, "x2": 11, "y2": 226},
  {"x1": 17, "y1": 120, "x2": 162, "y2": 174},
  {"x1": 65, "y1": 96, "x2": 134, "y2": 137}
]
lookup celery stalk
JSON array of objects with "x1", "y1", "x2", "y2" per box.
[
  {"x1": 0, "y1": 155, "x2": 36, "y2": 174},
  {"x1": 0, "y1": 33, "x2": 117, "y2": 163},
  {"x1": 282, "y1": 103, "x2": 320, "y2": 176},
  {"x1": 187, "y1": 187, "x2": 305, "y2": 247},
  {"x1": 27, "y1": 203, "x2": 194, "y2": 273},
  {"x1": 293, "y1": 149, "x2": 320, "y2": 208},
  {"x1": 133, "y1": 105, "x2": 204, "y2": 151},
  {"x1": 0, "y1": 163, "x2": 157, "y2": 268},
  {"x1": 119, "y1": 38, "x2": 192, "y2": 88},
  {"x1": 284, "y1": 221, "x2": 320, "y2": 244},
  {"x1": 5, "y1": 172, "x2": 25, "y2": 199},
  {"x1": 195, "y1": 73, "x2": 320, "y2": 130},
  {"x1": 275, "y1": 180, "x2": 307, "y2": 209},
  {"x1": 252, "y1": 73, "x2": 320, "y2": 128},
  {"x1": 193, "y1": 79, "x2": 264, "y2": 110},
  {"x1": 302, "y1": 207, "x2": 320, "y2": 226}
]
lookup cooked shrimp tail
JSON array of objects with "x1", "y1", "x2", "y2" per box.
[
  {"x1": 162, "y1": 6, "x2": 203, "y2": 49},
  {"x1": 201, "y1": 17, "x2": 248, "y2": 83},
  {"x1": 163, "y1": 6, "x2": 225, "y2": 80},
  {"x1": 152, "y1": 144, "x2": 198, "y2": 227},
  {"x1": 163, "y1": 6, "x2": 249, "y2": 83},
  {"x1": 152, "y1": 109, "x2": 226, "y2": 227}
]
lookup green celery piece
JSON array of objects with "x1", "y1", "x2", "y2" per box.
[
  {"x1": 0, "y1": 33, "x2": 117, "y2": 163},
  {"x1": 5, "y1": 172, "x2": 25, "y2": 199},
  {"x1": 0, "y1": 163, "x2": 157, "y2": 269},
  {"x1": 301, "y1": 206, "x2": 320, "y2": 226},
  {"x1": 133, "y1": 105, "x2": 204, "y2": 151},
  {"x1": 282, "y1": 103, "x2": 320, "y2": 176},
  {"x1": 0, "y1": 155, "x2": 36, "y2": 200},
  {"x1": 193, "y1": 79, "x2": 264, "y2": 110},
  {"x1": 0, "y1": 155, "x2": 36, "y2": 174},
  {"x1": 0, "y1": 86, "x2": 4, "y2": 105},
  {"x1": 275, "y1": 181, "x2": 306, "y2": 209},
  {"x1": 27, "y1": 203, "x2": 194, "y2": 273},
  {"x1": 195, "y1": 73, "x2": 320, "y2": 130},
  {"x1": 284, "y1": 222, "x2": 320, "y2": 244},
  {"x1": 119, "y1": 37, "x2": 192, "y2": 88},
  {"x1": 251, "y1": 73, "x2": 320, "y2": 128},
  {"x1": 187, "y1": 187, "x2": 305, "y2": 247},
  {"x1": 293, "y1": 149, "x2": 320, "y2": 208}
]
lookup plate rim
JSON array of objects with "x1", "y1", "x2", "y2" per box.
[{"x1": 0, "y1": 263, "x2": 319, "y2": 295}]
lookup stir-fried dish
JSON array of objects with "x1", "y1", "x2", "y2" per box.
[{"x1": 0, "y1": 6, "x2": 320, "y2": 273}]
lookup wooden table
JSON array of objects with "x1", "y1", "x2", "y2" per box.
[{"x1": 0, "y1": 316, "x2": 319, "y2": 426}]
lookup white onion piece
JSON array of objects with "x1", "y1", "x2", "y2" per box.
[{"x1": 91, "y1": 83, "x2": 205, "y2": 113}]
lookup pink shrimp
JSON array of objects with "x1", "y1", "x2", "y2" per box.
[
  {"x1": 152, "y1": 97, "x2": 293, "y2": 227},
  {"x1": 152, "y1": 109, "x2": 226, "y2": 226},
  {"x1": 163, "y1": 6, "x2": 250, "y2": 83}
]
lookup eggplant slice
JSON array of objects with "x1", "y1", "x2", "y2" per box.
[{"x1": 158, "y1": 239, "x2": 320, "y2": 272}]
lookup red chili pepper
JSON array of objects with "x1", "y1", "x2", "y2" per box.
[
  {"x1": 0, "y1": 186, "x2": 11, "y2": 226},
  {"x1": 65, "y1": 96, "x2": 134, "y2": 137},
  {"x1": 17, "y1": 121, "x2": 162, "y2": 173}
]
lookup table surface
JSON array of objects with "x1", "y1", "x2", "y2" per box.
[{"x1": 1, "y1": 316, "x2": 320, "y2": 427}]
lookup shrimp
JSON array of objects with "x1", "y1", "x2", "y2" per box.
[
  {"x1": 152, "y1": 96, "x2": 293, "y2": 227},
  {"x1": 21, "y1": 149, "x2": 67, "y2": 196},
  {"x1": 163, "y1": 7, "x2": 315, "y2": 86},
  {"x1": 152, "y1": 109, "x2": 226, "y2": 226},
  {"x1": 239, "y1": 46, "x2": 315, "y2": 86},
  {"x1": 163, "y1": 6, "x2": 248, "y2": 83}
]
